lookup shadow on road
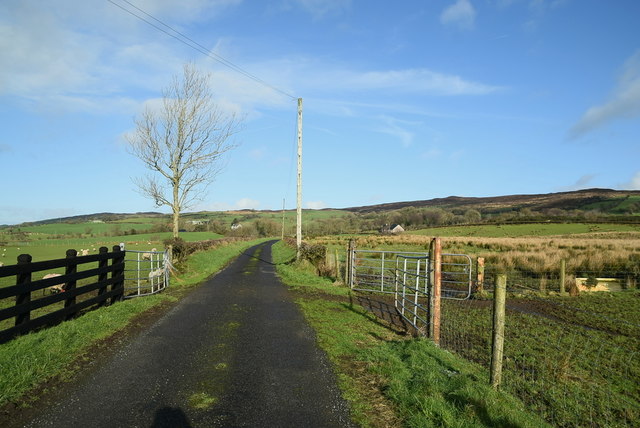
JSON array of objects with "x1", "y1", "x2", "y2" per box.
[{"x1": 151, "y1": 407, "x2": 192, "y2": 428}]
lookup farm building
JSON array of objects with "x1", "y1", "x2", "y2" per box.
[{"x1": 380, "y1": 224, "x2": 405, "y2": 234}]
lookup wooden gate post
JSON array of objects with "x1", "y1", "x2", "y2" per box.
[
  {"x1": 111, "y1": 245, "x2": 125, "y2": 303},
  {"x1": 475, "y1": 257, "x2": 485, "y2": 295},
  {"x1": 97, "y1": 247, "x2": 109, "y2": 306},
  {"x1": 429, "y1": 237, "x2": 442, "y2": 346},
  {"x1": 347, "y1": 239, "x2": 355, "y2": 288},
  {"x1": 16, "y1": 254, "x2": 33, "y2": 326},
  {"x1": 491, "y1": 274, "x2": 507, "y2": 389},
  {"x1": 64, "y1": 249, "x2": 78, "y2": 320}
]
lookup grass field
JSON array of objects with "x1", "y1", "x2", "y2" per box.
[
  {"x1": 299, "y1": 224, "x2": 640, "y2": 427},
  {"x1": 439, "y1": 291, "x2": 640, "y2": 427}
]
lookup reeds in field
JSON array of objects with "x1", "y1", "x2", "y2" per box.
[{"x1": 312, "y1": 233, "x2": 640, "y2": 277}]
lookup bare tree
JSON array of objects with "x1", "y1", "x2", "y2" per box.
[{"x1": 127, "y1": 64, "x2": 241, "y2": 238}]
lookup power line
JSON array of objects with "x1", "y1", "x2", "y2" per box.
[{"x1": 107, "y1": 0, "x2": 297, "y2": 100}]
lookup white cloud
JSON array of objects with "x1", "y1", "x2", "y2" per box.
[
  {"x1": 375, "y1": 116, "x2": 421, "y2": 147},
  {"x1": 306, "y1": 201, "x2": 327, "y2": 209},
  {"x1": 235, "y1": 198, "x2": 261, "y2": 209},
  {"x1": 621, "y1": 172, "x2": 640, "y2": 190},
  {"x1": 440, "y1": 0, "x2": 476, "y2": 30},
  {"x1": 304, "y1": 67, "x2": 501, "y2": 96},
  {"x1": 0, "y1": 0, "x2": 244, "y2": 113},
  {"x1": 558, "y1": 174, "x2": 597, "y2": 192},
  {"x1": 570, "y1": 51, "x2": 640, "y2": 139}
]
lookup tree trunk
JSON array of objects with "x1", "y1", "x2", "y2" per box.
[
  {"x1": 173, "y1": 183, "x2": 180, "y2": 238},
  {"x1": 172, "y1": 210, "x2": 179, "y2": 238}
]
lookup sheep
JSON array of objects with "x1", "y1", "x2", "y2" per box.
[
  {"x1": 148, "y1": 266, "x2": 165, "y2": 280},
  {"x1": 0, "y1": 262, "x2": 3, "y2": 267},
  {"x1": 43, "y1": 273, "x2": 65, "y2": 293},
  {"x1": 82, "y1": 249, "x2": 89, "y2": 256},
  {"x1": 142, "y1": 248, "x2": 158, "y2": 260}
]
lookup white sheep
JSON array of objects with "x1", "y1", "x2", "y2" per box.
[
  {"x1": 43, "y1": 273, "x2": 64, "y2": 293},
  {"x1": 142, "y1": 248, "x2": 158, "y2": 260},
  {"x1": 82, "y1": 249, "x2": 89, "y2": 256},
  {"x1": 148, "y1": 266, "x2": 165, "y2": 281}
]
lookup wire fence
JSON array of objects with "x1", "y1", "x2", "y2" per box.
[{"x1": 439, "y1": 267, "x2": 640, "y2": 428}]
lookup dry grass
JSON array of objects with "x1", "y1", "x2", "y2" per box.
[{"x1": 312, "y1": 232, "x2": 640, "y2": 275}]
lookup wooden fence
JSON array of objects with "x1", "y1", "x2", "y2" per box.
[{"x1": 0, "y1": 246, "x2": 125, "y2": 344}]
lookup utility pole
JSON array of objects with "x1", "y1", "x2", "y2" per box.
[{"x1": 296, "y1": 97, "x2": 303, "y2": 260}]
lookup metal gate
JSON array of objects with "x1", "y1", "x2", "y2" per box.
[
  {"x1": 348, "y1": 249, "x2": 429, "y2": 294},
  {"x1": 347, "y1": 241, "x2": 473, "y2": 337},
  {"x1": 123, "y1": 249, "x2": 170, "y2": 298}
]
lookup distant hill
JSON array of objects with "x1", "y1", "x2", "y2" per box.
[
  {"x1": 343, "y1": 188, "x2": 640, "y2": 215},
  {"x1": 7, "y1": 189, "x2": 640, "y2": 228},
  {"x1": 17, "y1": 212, "x2": 165, "y2": 227}
]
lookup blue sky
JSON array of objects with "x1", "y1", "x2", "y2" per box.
[{"x1": 1, "y1": 0, "x2": 639, "y2": 225}]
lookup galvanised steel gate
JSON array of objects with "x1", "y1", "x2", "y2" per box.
[
  {"x1": 348, "y1": 249, "x2": 429, "y2": 294},
  {"x1": 348, "y1": 250, "x2": 473, "y2": 299},
  {"x1": 347, "y1": 240, "x2": 473, "y2": 337},
  {"x1": 123, "y1": 249, "x2": 170, "y2": 298}
]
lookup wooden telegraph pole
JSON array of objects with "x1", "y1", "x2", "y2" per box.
[{"x1": 296, "y1": 98, "x2": 303, "y2": 260}]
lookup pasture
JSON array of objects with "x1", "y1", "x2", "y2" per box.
[{"x1": 304, "y1": 223, "x2": 640, "y2": 427}]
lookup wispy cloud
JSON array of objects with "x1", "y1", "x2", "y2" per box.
[
  {"x1": 302, "y1": 67, "x2": 501, "y2": 96},
  {"x1": 569, "y1": 50, "x2": 640, "y2": 139},
  {"x1": 197, "y1": 197, "x2": 261, "y2": 211},
  {"x1": 374, "y1": 116, "x2": 421, "y2": 147},
  {"x1": 306, "y1": 201, "x2": 327, "y2": 209},
  {"x1": 620, "y1": 171, "x2": 640, "y2": 190},
  {"x1": 440, "y1": 0, "x2": 476, "y2": 30},
  {"x1": 558, "y1": 174, "x2": 597, "y2": 191}
]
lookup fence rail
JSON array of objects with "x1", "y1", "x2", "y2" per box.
[{"x1": 0, "y1": 246, "x2": 125, "y2": 344}]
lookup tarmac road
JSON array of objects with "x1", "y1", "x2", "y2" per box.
[{"x1": 22, "y1": 240, "x2": 356, "y2": 428}]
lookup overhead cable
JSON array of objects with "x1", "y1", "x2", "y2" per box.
[{"x1": 107, "y1": 0, "x2": 297, "y2": 100}]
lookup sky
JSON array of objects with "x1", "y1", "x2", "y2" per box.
[{"x1": 1, "y1": 0, "x2": 640, "y2": 225}]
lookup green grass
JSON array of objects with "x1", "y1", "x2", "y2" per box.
[
  {"x1": 410, "y1": 223, "x2": 640, "y2": 237},
  {"x1": 438, "y1": 292, "x2": 640, "y2": 428},
  {"x1": 0, "y1": 232, "x2": 223, "y2": 265},
  {"x1": 0, "y1": 292, "x2": 173, "y2": 406},
  {"x1": 272, "y1": 240, "x2": 548, "y2": 427},
  {"x1": 0, "y1": 238, "x2": 266, "y2": 407}
]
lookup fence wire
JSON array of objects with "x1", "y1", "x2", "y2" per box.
[{"x1": 439, "y1": 267, "x2": 640, "y2": 428}]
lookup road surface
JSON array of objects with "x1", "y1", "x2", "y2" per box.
[{"x1": 21, "y1": 240, "x2": 355, "y2": 428}]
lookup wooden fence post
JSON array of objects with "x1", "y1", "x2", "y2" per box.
[
  {"x1": 491, "y1": 273, "x2": 507, "y2": 389},
  {"x1": 559, "y1": 259, "x2": 566, "y2": 295},
  {"x1": 111, "y1": 245, "x2": 125, "y2": 303},
  {"x1": 16, "y1": 254, "x2": 33, "y2": 326},
  {"x1": 430, "y1": 237, "x2": 442, "y2": 346},
  {"x1": 347, "y1": 239, "x2": 355, "y2": 288},
  {"x1": 64, "y1": 249, "x2": 78, "y2": 320},
  {"x1": 475, "y1": 257, "x2": 485, "y2": 295},
  {"x1": 97, "y1": 247, "x2": 109, "y2": 306}
]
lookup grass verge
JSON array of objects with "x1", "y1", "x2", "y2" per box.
[
  {"x1": 0, "y1": 238, "x2": 268, "y2": 408},
  {"x1": 272, "y1": 240, "x2": 550, "y2": 427}
]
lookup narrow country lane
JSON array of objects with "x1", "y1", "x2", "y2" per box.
[{"x1": 20, "y1": 240, "x2": 356, "y2": 428}]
